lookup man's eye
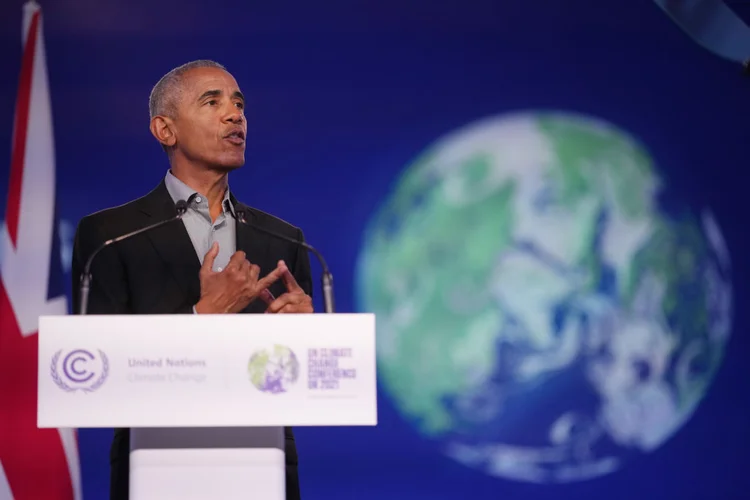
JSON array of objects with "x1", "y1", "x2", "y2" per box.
[
  {"x1": 235, "y1": 102, "x2": 244, "y2": 109},
  {"x1": 207, "y1": 100, "x2": 217, "y2": 105}
]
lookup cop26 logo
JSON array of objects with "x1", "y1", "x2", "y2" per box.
[
  {"x1": 248, "y1": 345, "x2": 300, "y2": 394},
  {"x1": 50, "y1": 349, "x2": 109, "y2": 393}
]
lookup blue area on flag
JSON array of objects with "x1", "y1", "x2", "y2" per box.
[{"x1": 46, "y1": 200, "x2": 67, "y2": 308}]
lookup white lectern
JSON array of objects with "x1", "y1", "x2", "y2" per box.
[{"x1": 37, "y1": 313, "x2": 377, "y2": 500}]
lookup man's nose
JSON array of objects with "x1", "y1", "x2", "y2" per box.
[
  {"x1": 225, "y1": 111, "x2": 243, "y2": 123},
  {"x1": 223, "y1": 104, "x2": 244, "y2": 123}
]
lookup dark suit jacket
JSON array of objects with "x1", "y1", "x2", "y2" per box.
[{"x1": 71, "y1": 179, "x2": 311, "y2": 500}]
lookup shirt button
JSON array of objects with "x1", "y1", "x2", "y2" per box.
[
  {"x1": 195, "y1": 196, "x2": 202, "y2": 203},
  {"x1": 217, "y1": 267, "x2": 223, "y2": 272}
]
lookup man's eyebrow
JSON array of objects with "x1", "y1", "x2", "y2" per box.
[
  {"x1": 197, "y1": 89, "x2": 221, "y2": 102},
  {"x1": 196, "y1": 89, "x2": 245, "y2": 103}
]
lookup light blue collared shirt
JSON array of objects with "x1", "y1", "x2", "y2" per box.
[
  {"x1": 164, "y1": 171, "x2": 237, "y2": 313},
  {"x1": 164, "y1": 170, "x2": 237, "y2": 271}
]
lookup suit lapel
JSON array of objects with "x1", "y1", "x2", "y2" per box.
[
  {"x1": 139, "y1": 180, "x2": 202, "y2": 303},
  {"x1": 136, "y1": 184, "x2": 274, "y2": 312},
  {"x1": 233, "y1": 194, "x2": 272, "y2": 270},
  {"x1": 232, "y1": 194, "x2": 275, "y2": 313}
]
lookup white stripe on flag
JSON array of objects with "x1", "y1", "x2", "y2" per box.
[
  {"x1": 0, "y1": 460, "x2": 12, "y2": 500},
  {"x1": 58, "y1": 429, "x2": 82, "y2": 500},
  {"x1": 0, "y1": 0, "x2": 67, "y2": 338}
]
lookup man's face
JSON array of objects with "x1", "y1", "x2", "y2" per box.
[{"x1": 170, "y1": 67, "x2": 247, "y2": 170}]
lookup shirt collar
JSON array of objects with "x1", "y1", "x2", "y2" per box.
[{"x1": 164, "y1": 170, "x2": 235, "y2": 217}]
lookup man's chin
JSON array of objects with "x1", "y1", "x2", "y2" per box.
[{"x1": 212, "y1": 156, "x2": 245, "y2": 171}]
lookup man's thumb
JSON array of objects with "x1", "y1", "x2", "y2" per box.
[{"x1": 202, "y1": 242, "x2": 219, "y2": 271}]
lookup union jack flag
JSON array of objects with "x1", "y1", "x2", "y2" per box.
[{"x1": 0, "y1": 2, "x2": 82, "y2": 499}]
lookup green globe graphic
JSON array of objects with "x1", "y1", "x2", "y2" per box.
[
  {"x1": 248, "y1": 345, "x2": 300, "y2": 394},
  {"x1": 355, "y1": 111, "x2": 733, "y2": 483}
]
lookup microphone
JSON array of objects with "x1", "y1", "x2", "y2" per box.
[
  {"x1": 233, "y1": 203, "x2": 335, "y2": 314},
  {"x1": 78, "y1": 194, "x2": 198, "y2": 315}
]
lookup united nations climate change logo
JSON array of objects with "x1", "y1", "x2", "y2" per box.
[
  {"x1": 356, "y1": 111, "x2": 733, "y2": 483},
  {"x1": 248, "y1": 345, "x2": 300, "y2": 394},
  {"x1": 51, "y1": 349, "x2": 109, "y2": 393}
]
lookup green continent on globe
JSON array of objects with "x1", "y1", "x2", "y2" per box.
[
  {"x1": 355, "y1": 111, "x2": 732, "y2": 483},
  {"x1": 248, "y1": 350, "x2": 270, "y2": 388}
]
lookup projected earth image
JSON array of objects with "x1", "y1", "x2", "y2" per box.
[{"x1": 355, "y1": 111, "x2": 733, "y2": 482}]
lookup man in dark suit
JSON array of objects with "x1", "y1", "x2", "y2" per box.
[{"x1": 71, "y1": 59, "x2": 313, "y2": 500}]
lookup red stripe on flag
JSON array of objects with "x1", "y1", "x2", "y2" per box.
[
  {"x1": 5, "y1": 10, "x2": 40, "y2": 248},
  {"x1": 0, "y1": 283, "x2": 74, "y2": 500}
]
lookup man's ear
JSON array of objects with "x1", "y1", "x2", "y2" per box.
[{"x1": 150, "y1": 116, "x2": 177, "y2": 148}]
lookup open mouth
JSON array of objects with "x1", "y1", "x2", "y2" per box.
[{"x1": 224, "y1": 130, "x2": 245, "y2": 145}]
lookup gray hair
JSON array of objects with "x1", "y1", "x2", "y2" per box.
[{"x1": 148, "y1": 59, "x2": 227, "y2": 120}]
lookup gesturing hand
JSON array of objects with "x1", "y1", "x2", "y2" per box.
[
  {"x1": 194, "y1": 243, "x2": 284, "y2": 314},
  {"x1": 264, "y1": 260, "x2": 313, "y2": 314}
]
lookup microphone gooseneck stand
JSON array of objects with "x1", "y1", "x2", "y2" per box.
[
  {"x1": 78, "y1": 196, "x2": 194, "y2": 315},
  {"x1": 234, "y1": 205, "x2": 335, "y2": 314}
]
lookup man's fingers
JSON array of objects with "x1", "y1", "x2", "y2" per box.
[
  {"x1": 259, "y1": 289, "x2": 275, "y2": 305},
  {"x1": 265, "y1": 292, "x2": 310, "y2": 314},
  {"x1": 270, "y1": 299, "x2": 313, "y2": 314},
  {"x1": 265, "y1": 294, "x2": 294, "y2": 314},
  {"x1": 201, "y1": 242, "x2": 220, "y2": 273},
  {"x1": 224, "y1": 250, "x2": 247, "y2": 271},
  {"x1": 278, "y1": 260, "x2": 303, "y2": 292},
  {"x1": 256, "y1": 264, "x2": 286, "y2": 290},
  {"x1": 275, "y1": 303, "x2": 303, "y2": 314},
  {"x1": 239, "y1": 259, "x2": 250, "y2": 274},
  {"x1": 248, "y1": 263, "x2": 260, "y2": 282}
]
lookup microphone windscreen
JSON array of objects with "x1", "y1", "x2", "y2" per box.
[
  {"x1": 175, "y1": 199, "x2": 189, "y2": 214},
  {"x1": 235, "y1": 203, "x2": 248, "y2": 222}
]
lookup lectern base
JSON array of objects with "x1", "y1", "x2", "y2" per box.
[
  {"x1": 129, "y1": 448, "x2": 285, "y2": 500},
  {"x1": 129, "y1": 427, "x2": 285, "y2": 500}
]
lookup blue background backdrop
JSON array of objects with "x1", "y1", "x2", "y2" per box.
[{"x1": 1, "y1": 0, "x2": 749, "y2": 498}]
